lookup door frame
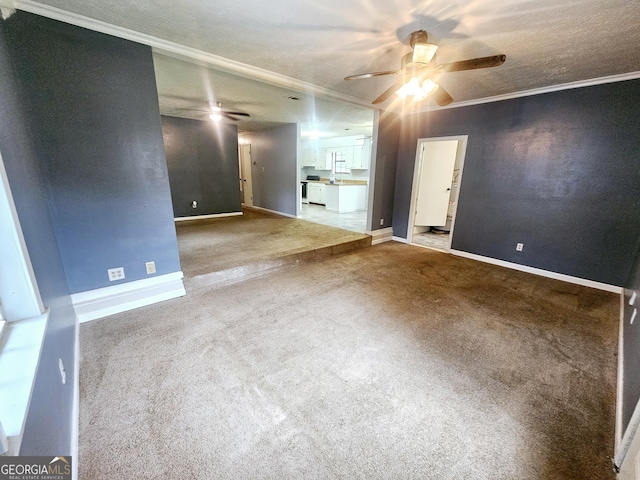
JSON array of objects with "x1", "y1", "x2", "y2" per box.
[
  {"x1": 239, "y1": 143, "x2": 253, "y2": 207},
  {"x1": 0, "y1": 149, "x2": 43, "y2": 321},
  {"x1": 407, "y1": 135, "x2": 468, "y2": 249}
]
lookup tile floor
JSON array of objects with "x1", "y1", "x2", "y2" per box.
[
  {"x1": 299, "y1": 203, "x2": 367, "y2": 233},
  {"x1": 412, "y1": 231, "x2": 450, "y2": 251}
]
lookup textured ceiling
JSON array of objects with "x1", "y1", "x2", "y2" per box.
[
  {"x1": 24, "y1": 0, "x2": 640, "y2": 136},
  {"x1": 153, "y1": 53, "x2": 375, "y2": 137}
]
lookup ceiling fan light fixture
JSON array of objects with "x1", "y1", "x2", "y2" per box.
[
  {"x1": 396, "y1": 77, "x2": 439, "y2": 103},
  {"x1": 396, "y1": 76, "x2": 419, "y2": 100},
  {"x1": 422, "y1": 78, "x2": 439, "y2": 96},
  {"x1": 207, "y1": 100, "x2": 223, "y2": 121},
  {"x1": 207, "y1": 100, "x2": 222, "y2": 112}
]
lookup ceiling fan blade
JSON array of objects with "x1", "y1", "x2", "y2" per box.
[
  {"x1": 433, "y1": 86, "x2": 454, "y2": 106},
  {"x1": 223, "y1": 111, "x2": 250, "y2": 117},
  {"x1": 372, "y1": 80, "x2": 404, "y2": 105},
  {"x1": 439, "y1": 54, "x2": 506, "y2": 73},
  {"x1": 222, "y1": 112, "x2": 249, "y2": 121},
  {"x1": 175, "y1": 108, "x2": 208, "y2": 112},
  {"x1": 344, "y1": 70, "x2": 402, "y2": 81}
]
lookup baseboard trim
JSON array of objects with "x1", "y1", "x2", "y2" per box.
[
  {"x1": 174, "y1": 212, "x2": 242, "y2": 222},
  {"x1": 247, "y1": 205, "x2": 297, "y2": 219},
  {"x1": 392, "y1": 236, "x2": 409, "y2": 244},
  {"x1": 366, "y1": 227, "x2": 393, "y2": 245},
  {"x1": 450, "y1": 249, "x2": 622, "y2": 293},
  {"x1": 71, "y1": 272, "x2": 186, "y2": 323}
]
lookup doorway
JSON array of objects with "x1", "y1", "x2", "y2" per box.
[
  {"x1": 239, "y1": 144, "x2": 253, "y2": 207},
  {"x1": 407, "y1": 136, "x2": 468, "y2": 251}
]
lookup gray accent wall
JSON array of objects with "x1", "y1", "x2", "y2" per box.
[
  {"x1": 162, "y1": 116, "x2": 241, "y2": 217},
  {"x1": 245, "y1": 124, "x2": 298, "y2": 217},
  {"x1": 3, "y1": 12, "x2": 182, "y2": 294},
  {"x1": 370, "y1": 110, "x2": 401, "y2": 231},
  {"x1": 1, "y1": 10, "x2": 185, "y2": 454},
  {"x1": 392, "y1": 80, "x2": 640, "y2": 286},
  {"x1": 0, "y1": 14, "x2": 76, "y2": 455}
]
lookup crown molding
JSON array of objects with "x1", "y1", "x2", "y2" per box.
[
  {"x1": 0, "y1": 0, "x2": 16, "y2": 19},
  {"x1": 425, "y1": 71, "x2": 640, "y2": 112},
  {"x1": 11, "y1": 0, "x2": 373, "y2": 109}
]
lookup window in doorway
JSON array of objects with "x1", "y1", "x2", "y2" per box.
[{"x1": 333, "y1": 151, "x2": 349, "y2": 175}]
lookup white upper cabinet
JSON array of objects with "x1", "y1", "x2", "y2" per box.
[
  {"x1": 351, "y1": 141, "x2": 371, "y2": 169},
  {"x1": 315, "y1": 149, "x2": 333, "y2": 170},
  {"x1": 301, "y1": 148, "x2": 317, "y2": 167},
  {"x1": 302, "y1": 136, "x2": 372, "y2": 171}
]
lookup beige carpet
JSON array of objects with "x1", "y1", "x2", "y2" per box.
[
  {"x1": 175, "y1": 207, "x2": 371, "y2": 278},
  {"x1": 79, "y1": 242, "x2": 618, "y2": 479}
]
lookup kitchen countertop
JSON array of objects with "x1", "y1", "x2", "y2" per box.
[
  {"x1": 306, "y1": 178, "x2": 367, "y2": 185},
  {"x1": 324, "y1": 182, "x2": 367, "y2": 186}
]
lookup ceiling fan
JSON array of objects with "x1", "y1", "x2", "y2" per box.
[
  {"x1": 178, "y1": 101, "x2": 251, "y2": 122},
  {"x1": 206, "y1": 101, "x2": 250, "y2": 122},
  {"x1": 344, "y1": 30, "x2": 506, "y2": 107}
]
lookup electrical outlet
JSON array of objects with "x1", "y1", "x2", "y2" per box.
[
  {"x1": 192, "y1": 200, "x2": 197, "y2": 209},
  {"x1": 58, "y1": 358, "x2": 66, "y2": 385},
  {"x1": 107, "y1": 267, "x2": 125, "y2": 281},
  {"x1": 145, "y1": 261, "x2": 156, "y2": 275},
  {"x1": 380, "y1": 219, "x2": 384, "y2": 226},
  {"x1": 516, "y1": 243, "x2": 524, "y2": 252}
]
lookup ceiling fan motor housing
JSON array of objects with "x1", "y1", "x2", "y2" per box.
[{"x1": 409, "y1": 30, "x2": 429, "y2": 48}]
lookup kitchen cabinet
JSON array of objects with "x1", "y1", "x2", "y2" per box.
[
  {"x1": 315, "y1": 149, "x2": 333, "y2": 170},
  {"x1": 325, "y1": 184, "x2": 367, "y2": 213},
  {"x1": 301, "y1": 148, "x2": 317, "y2": 167},
  {"x1": 307, "y1": 182, "x2": 326, "y2": 205},
  {"x1": 304, "y1": 139, "x2": 371, "y2": 171},
  {"x1": 351, "y1": 142, "x2": 371, "y2": 169}
]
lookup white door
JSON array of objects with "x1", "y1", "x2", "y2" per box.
[
  {"x1": 414, "y1": 140, "x2": 458, "y2": 226},
  {"x1": 240, "y1": 144, "x2": 253, "y2": 207}
]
